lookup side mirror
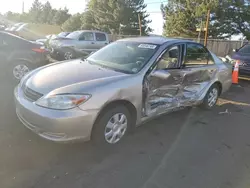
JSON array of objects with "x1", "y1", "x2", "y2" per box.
[
  {"x1": 151, "y1": 69, "x2": 171, "y2": 80},
  {"x1": 233, "y1": 49, "x2": 238, "y2": 52}
]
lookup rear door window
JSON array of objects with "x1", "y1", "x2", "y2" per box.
[
  {"x1": 79, "y1": 32, "x2": 94, "y2": 41},
  {"x1": 184, "y1": 43, "x2": 209, "y2": 67},
  {"x1": 95, "y1": 33, "x2": 107, "y2": 41}
]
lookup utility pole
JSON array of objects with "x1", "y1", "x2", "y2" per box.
[
  {"x1": 22, "y1": 1, "x2": 24, "y2": 13},
  {"x1": 198, "y1": 19, "x2": 202, "y2": 43},
  {"x1": 204, "y1": 9, "x2": 210, "y2": 47},
  {"x1": 138, "y1": 13, "x2": 142, "y2": 36}
]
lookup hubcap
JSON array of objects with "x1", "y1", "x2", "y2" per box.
[
  {"x1": 13, "y1": 64, "x2": 29, "y2": 80},
  {"x1": 64, "y1": 52, "x2": 73, "y2": 60},
  {"x1": 208, "y1": 88, "x2": 218, "y2": 107},
  {"x1": 104, "y1": 113, "x2": 128, "y2": 144}
]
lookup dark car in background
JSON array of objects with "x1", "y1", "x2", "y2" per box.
[
  {"x1": 232, "y1": 43, "x2": 250, "y2": 76},
  {"x1": 0, "y1": 31, "x2": 48, "y2": 83}
]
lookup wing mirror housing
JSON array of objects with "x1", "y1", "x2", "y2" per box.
[
  {"x1": 151, "y1": 69, "x2": 171, "y2": 80},
  {"x1": 233, "y1": 49, "x2": 238, "y2": 52}
]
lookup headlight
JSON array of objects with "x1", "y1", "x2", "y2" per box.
[{"x1": 35, "y1": 94, "x2": 91, "y2": 110}]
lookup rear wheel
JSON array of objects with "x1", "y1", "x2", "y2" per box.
[
  {"x1": 200, "y1": 84, "x2": 219, "y2": 109},
  {"x1": 92, "y1": 105, "x2": 131, "y2": 146}
]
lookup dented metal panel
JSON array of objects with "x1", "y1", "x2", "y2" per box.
[{"x1": 144, "y1": 66, "x2": 217, "y2": 116}]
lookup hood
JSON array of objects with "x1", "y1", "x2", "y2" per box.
[{"x1": 26, "y1": 59, "x2": 128, "y2": 94}]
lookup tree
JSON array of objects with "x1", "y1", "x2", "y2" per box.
[
  {"x1": 161, "y1": 0, "x2": 218, "y2": 37},
  {"x1": 82, "y1": 0, "x2": 152, "y2": 35},
  {"x1": 62, "y1": 13, "x2": 83, "y2": 31},
  {"x1": 40, "y1": 1, "x2": 53, "y2": 24},
  {"x1": 5, "y1": 11, "x2": 21, "y2": 22},
  {"x1": 29, "y1": 0, "x2": 43, "y2": 23},
  {"x1": 81, "y1": 10, "x2": 96, "y2": 30},
  {"x1": 52, "y1": 7, "x2": 71, "y2": 25},
  {"x1": 209, "y1": 0, "x2": 250, "y2": 39},
  {"x1": 121, "y1": 0, "x2": 152, "y2": 35}
]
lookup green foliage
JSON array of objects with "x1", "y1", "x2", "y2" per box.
[
  {"x1": 62, "y1": 13, "x2": 83, "y2": 31},
  {"x1": 161, "y1": 0, "x2": 218, "y2": 37},
  {"x1": 209, "y1": 0, "x2": 250, "y2": 39},
  {"x1": 162, "y1": 0, "x2": 250, "y2": 39},
  {"x1": 29, "y1": 0, "x2": 43, "y2": 23},
  {"x1": 4, "y1": 0, "x2": 152, "y2": 36},
  {"x1": 82, "y1": 0, "x2": 152, "y2": 35},
  {"x1": 40, "y1": 1, "x2": 53, "y2": 24},
  {"x1": 4, "y1": 0, "x2": 71, "y2": 26},
  {"x1": 52, "y1": 7, "x2": 71, "y2": 25}
]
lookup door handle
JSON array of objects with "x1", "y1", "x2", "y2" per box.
[
  {"x1": 91, "y1": 42, "x2": 95, "y2": 44},
  {"x1": 105, "y1": 43, "x2": 108, "y2": 45}
]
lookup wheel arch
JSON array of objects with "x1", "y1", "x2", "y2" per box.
[
  {"x1": 213, "y1": 81, "x2": 223, "y2": 96},
  {"x1": 92, "y1": 100, "x2": 138, "y2": 134}
]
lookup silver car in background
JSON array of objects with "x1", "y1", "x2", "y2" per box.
[
  {"x1": 15, "y1": 37, "x2": 232, "y2": 145},
  {"x1": 49, "y1": 30, "x2": 109, "y2": 60}
]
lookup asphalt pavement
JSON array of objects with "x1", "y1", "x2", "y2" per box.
[{"x1": 1, "y1": 79, "x2": 250, "y2": 188}]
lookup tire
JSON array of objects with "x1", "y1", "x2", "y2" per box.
[
  {"x1": 9, "y1": 60, "x2": 34, "y2": 85},
  {"x1": 63, "y1": 48, "x2": 75, "y2": 60},
  {"x1": 92, "y1": 105, "x2": 132, "y2": 146},
  {"x1": 200, "y1": 84, "x2": 219, "y2": 110}
]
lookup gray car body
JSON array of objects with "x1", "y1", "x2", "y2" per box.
[
  {"x1": 49, "y1": 30, "x2": 109, "y2": 53},
  {"x1": 15, "y1": 37, "x2": 232, "y2": 142}
]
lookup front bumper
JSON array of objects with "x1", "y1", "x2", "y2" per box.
[{"x1": 14, "y1": 86, "x2": 99, "y2": 143}]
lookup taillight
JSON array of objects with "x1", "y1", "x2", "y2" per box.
[{"x1": 32, "y1": 47, "x2": 46, "y2": 53}]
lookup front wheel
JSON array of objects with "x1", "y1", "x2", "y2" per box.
[
  {"x1": 200, "y1": 84, "x2": 219, "y2": 109},
  {"x1": 92, "y1": 106, "x2": 131, "y2": 146},
  {"x1": 10, "y1": 60, "x2": 34, "y2": 84}
]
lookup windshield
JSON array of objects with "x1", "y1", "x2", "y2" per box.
[
  {"x1": 66, "y1": 31, "x2": 81, "y2": 39},
  {"x1": 87, "y1": 41, "x2": 159, "y2": 74},
  {"x1": 238, "y1": 44, "x2": 250, "y2": 54},
  {"x1": 58, "y1": 32, "x2": 70, "y2": 38}
]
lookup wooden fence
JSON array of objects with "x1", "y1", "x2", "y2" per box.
[{"x1": 108, "y1": 34, "x2": 246, "y2": 57}]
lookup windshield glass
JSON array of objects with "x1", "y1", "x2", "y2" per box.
[
  {"x1": 66, "y1": 31, "x2": 81, "y2": 39},
  {"x1": 87, "y1": 41, "x2": 158, "y2": 74},
  {"x1": 238, "y1": 44, "x2": 250, "y2": 54},
  {"x1": 58, "y1": 32, "x2": 70, "y2": 38}
]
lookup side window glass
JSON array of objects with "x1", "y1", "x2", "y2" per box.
[
  {"x1": 79, "y1": 32, "x2": 94, "y2": 41},
  {"x1": 208, "y1": 54, "x2": 215, "y2": 65},
  {"x1": 184, "y1": 44, "x2": 208, "y2": 66},
  {"x1": 95, "y1": 33, "x2": 106, "y2": 41},
  {"x1": 156, "y1": 45, "x2": 180, "y2": 70}
]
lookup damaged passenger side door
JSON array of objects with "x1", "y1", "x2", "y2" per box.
[
  {"x1": 143, "y1": 45, "x2": 184, "y2": 116},
  {"x1": 179, "y1": 43, "x2": 217, "y2": 105}
]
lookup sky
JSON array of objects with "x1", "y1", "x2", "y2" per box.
[{"x1": 0, "y1": 0, "x2": 165, "y2": 35}]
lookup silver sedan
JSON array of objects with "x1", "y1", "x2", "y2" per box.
[{"x1": 15, "y1": 37, "x2": 232, "y2": 145}]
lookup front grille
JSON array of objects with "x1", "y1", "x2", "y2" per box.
[{"x1": 22, "y1": 85, "x2": 43, "y2": 102}]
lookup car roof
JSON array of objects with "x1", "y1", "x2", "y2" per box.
[
  {"x1": 75, "y1": 30, "x2": 107, "y2": 34},
  {"x1": 118, "y1": 36, "x2": 194, "y2": 45}
]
